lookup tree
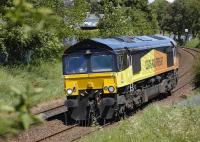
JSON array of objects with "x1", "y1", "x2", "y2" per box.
[
  {"x1": 152, "y1": 0, "x2": 200, "y2": 41},
  {"x1": 151, "y1": 0, "x2": 171, "y2": 35},
  {"x1": 184, "y1": 0, "x2": 200, "y2": 37},
  {"x1": 98, "y1": 0, "x2": 159, "y2": 37},
  {"x1": 28, "y1": 0, "x2": 90, "y2": 38},
  {"x1": 0, "y1": 0, "x2": 63, "y2": 63},
  {"x1": 0, "y1": 0, "x2": 12, "y2": 17},
  {"x1": 98, "y1": 0, "x2": 131, "y2": 37},
  {"x1": 0, "y1": 0, "x2": 91, "y2": 63}
]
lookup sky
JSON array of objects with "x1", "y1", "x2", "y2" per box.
[{"x1": 148, "y1": 0, "x2": 175, "y2": 3}]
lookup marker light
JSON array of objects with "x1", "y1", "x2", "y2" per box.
[
  {"x1": 104, "y1": 86, "x2": 108, "y2": 90},
  {"x1": 67, "y1": 89, "x2": 73, "y2": 95},
  {"x1": 108, "y1": 86, "x2": 115, "y2": 93}
]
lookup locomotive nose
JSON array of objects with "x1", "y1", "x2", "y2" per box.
[{"x1": 64, "y1": 73, "x2": 116, "y2": 96}]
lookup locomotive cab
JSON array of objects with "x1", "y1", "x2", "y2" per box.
[{"x1": 62, "y1": 50, "x2": 117, "y2": 95}]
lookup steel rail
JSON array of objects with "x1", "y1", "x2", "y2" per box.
[{"x1": 35, "y1": 124, "x2": 79, "y2": 142}]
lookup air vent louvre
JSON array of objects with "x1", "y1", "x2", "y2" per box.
[{"x1": 114, "y1": 36, "x2": 135, "y2": 43}]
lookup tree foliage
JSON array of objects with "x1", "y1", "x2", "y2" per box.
[
  {"x1": 0, "y1": 0, "x2": 89, "y2": 64},
  {"x1": 0, "y1": 0, "x2": 63, "y2": 63},
  {"x1": 0, "y1": 86, "x2": 43, "y2": 137},
  {"x1": 2, "y1": 0, "x2": 199, "y2": 63},
  {"x1": 152, "y1": 0, "x2": 200, "y2": 41},
  {"x1": 98, "y1": 0, "x2": 159, "y2": 37},
  {"x1": 98, "y1": 1, "x2": 132, "y2": 37}
]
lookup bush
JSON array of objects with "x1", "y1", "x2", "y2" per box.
[
  {"x1": 0, "y1": 61, "x2": 63, "y2": 106},
  {"x1": 0, "y1": 38, "x2": 8, "y2": 64},
  {"x1": 0, "y1": 87, "x2": 43, "y2": 138},
  {"x1": 186, "y1": 38, "x2": 200, "y2": 48},
  {"x1": 194, "y1": 56, "x2": 200, "y2": 87},
  {"x1": 0, "y1": 0, "x2": 65, "y2": 64},
  {"x1": 33, "y1": 32, "x2": 63, "y2": 60},
  {"x1": 76, "y1": 29, "x2": 100, "y2": 40},
  {"x1": 2, "y1": 27, "x2": 63, "y2": 64}
]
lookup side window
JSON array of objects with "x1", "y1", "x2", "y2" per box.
[
  {"x1": 132, "y1": 52, "x2": 141, "y2": 73},
  {"x1": 127, "y1": 54, "x2": 131, "y2": 66},
  {"x1": 123, "y1": 54, "x2": 128, "y2": 70},
  {"x1": 166, "y1": 47, "x2": 174, "y2": 67},
  {"x1": 118, "y1": 55, "x2": 123, "y2": 71},
  {"x1": 117, "y1": 54, "x2": 129, "y2": 71}
]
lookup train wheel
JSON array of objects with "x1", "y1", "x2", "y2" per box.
[{"x1": 114, "y1": 105, "x2": 126, "y2": 122}]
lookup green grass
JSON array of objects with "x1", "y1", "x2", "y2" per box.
[
  {"x1": 186, "y1": 38, "x2": 200, "y2": 48},
  {"x1": 83, "y1": 103, "x2": 200, "y2": 142},
  {"x1": 0, "y1": 61, "x2": 63, "y2": 137},
  {"x1": 0, "y1": 61, "x2": 64, "y2": 106}
]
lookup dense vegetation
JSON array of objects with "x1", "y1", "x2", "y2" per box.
[
  {"x1": 0, "y1": 62, "x2": 62, "y2": 106},
  {"x1": 97, "y1": 0, "x2": 159, "y2": 36},
  {"x1": 83, "y1": 102, "x2": 200, "y2": 142},
  {"x1": 194, "y1": 55, "x2": 200, "y2": 88},
  {"x1": 152, "y1": 0, "x2": 200, "y2": 43},
  {"x1": 1, "y1": 0, "x2": 200, "y2": 64}
]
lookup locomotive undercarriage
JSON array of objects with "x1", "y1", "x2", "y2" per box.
[{"x1": 65, "y1": 70, "x2": 178, "y2": 123}]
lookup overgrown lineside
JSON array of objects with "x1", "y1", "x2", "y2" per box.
[{"x1": 82, "y1": 104, "x2": 200, "y2": 142}]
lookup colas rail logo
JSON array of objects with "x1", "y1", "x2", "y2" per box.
[{"x1": 145, "y1": 57, "x2": 163, "y2": 70}]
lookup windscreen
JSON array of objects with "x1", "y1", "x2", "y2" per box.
[
  {"x1": 91, "y1": 54, "x2": 114, "y2": 72},
  {"x1": 63, "y1": 54, "x2": 114, "y2": 74},
  {"x1": 63, "y1": 55, "x2": 87, "y2": 74}
]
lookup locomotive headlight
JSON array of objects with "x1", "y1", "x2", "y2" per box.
[
  {"x1": 108, "y1": 86, "x2": 115, "y2": 93},
  {"x1": 66, "y1": 89, "x2": 73, "y2": 95}
]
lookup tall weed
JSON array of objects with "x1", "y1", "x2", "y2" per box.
[
  {"x1": 186, "y1": 38, "x2": 200, "y2": 48},
  {"x1": 0, "y1": 61, "x2": 63, "y2": 106},
  {"x1": 83, "y1": 104, "x2": 200, "y2": 142}
]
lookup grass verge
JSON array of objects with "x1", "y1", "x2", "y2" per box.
[
  {"x1": 186, "y1": 38, "x2": 200, "y2": 48},
  {"x1": 194, "y1": 55, "x2": 200, "y2": 87},
  {"x1": 83, "y1": 101, "x2": 200, "y2": 142},
  {"x1": 0, "y1": 61, "x2": 63, "y2": 138},
  {"x1": 0, "y1": 61, "x2": 63, "y2": 106}
]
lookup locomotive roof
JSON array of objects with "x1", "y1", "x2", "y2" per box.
[
  {"x1": 91, "y1": 35, "x2": 176, "y2": 50},
  {"x1": 64, "y1": 35, "x2": 176, "y2": 54}
]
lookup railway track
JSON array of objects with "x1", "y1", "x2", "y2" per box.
[
  {"x1": 34, "y1": 120, "x2": 113, "y2": 142},
  {"x1": 26, "y1": 47, "x2": 200, "y2": 142},
  {"x1": 172, "y1": 47, "x2": 199, "y2": 93},
  {"x1": 34, "y1": 104, "x2": 67, "y2": 120},
  {"x1": 35, "y1": 124, "x2": 79, "y2": 142}
]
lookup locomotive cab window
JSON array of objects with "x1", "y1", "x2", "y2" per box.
[
  {"x1": 91, "y1": 54, "x2": 114, "y2": 72},
  {"x1": 63, "y1": 55, "x2": 87, "y2": 74},
  {"x1": 63, "y1": 53, "x2": 115, "y2": 74},
  {"x1": 166, "y1": 47, "x2": 174, "y2": 67},
  {"x1": 117, "y1": 54, "x2": 129, "y2": 71},
  {"x1": 132, "y1": 52, "x2": 142, "y2": 73}
]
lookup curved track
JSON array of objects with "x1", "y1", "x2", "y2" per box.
[
  {"x1": 172, "y1": 48, "x2": 200, "y2": 92},
  {"x1": 10, "y1": 47, "x2": 200, "y2": 142}
]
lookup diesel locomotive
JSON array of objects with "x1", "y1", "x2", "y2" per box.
[{"x1": 62, "y1": 35, "x2": 179, "y2": 122}]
